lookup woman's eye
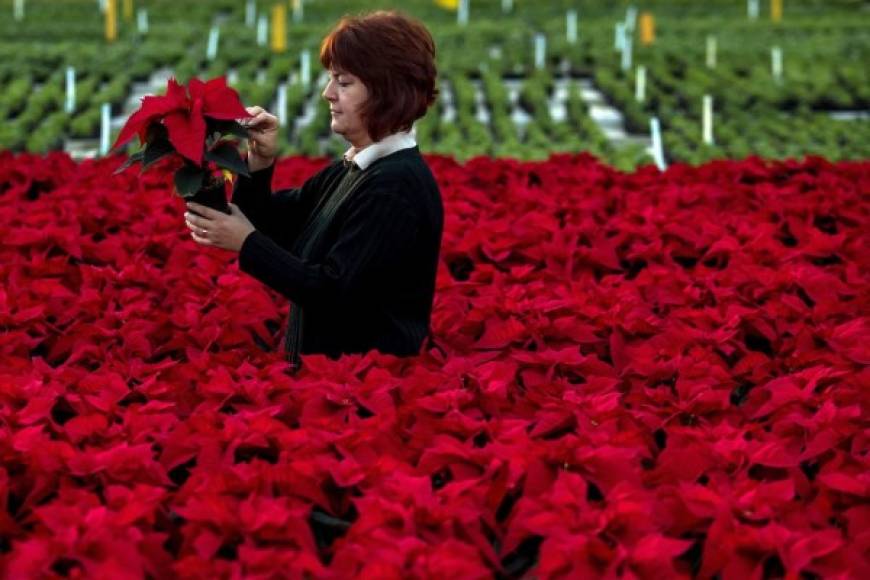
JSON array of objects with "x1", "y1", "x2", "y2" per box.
[{"x1": 339, "y1": 82, "x2": 351, "y2": 88}]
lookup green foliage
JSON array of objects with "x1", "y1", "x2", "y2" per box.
[{"x1": 0, "y1": 0, "x2": 866, "y2": 168}]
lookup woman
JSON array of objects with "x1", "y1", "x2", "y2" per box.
[{"x1": 183, "y1": 10, "x2": 443, "y2": 372}]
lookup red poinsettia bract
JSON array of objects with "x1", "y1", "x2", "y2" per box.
[
  {"x1": 112, "y1": 76, "x2": 250, "y2": 165},
  {"x1": 0, "y1": 149, "x2": 867, "y2": 578}
]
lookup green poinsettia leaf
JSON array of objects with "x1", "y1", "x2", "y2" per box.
[
  {"x1": 145, "y1": 122, "x2": 168, "y2": 143},
  {"x1": 174, "y1": 164, "x2": 205, "y2": 197},
  {"x1": 209, "y1": 118, "x2": 250, "y2": 140},
  {"x1": 309, "y1": 510, "x2": 352, "y2": 529},
  {"x1": 113, "y1": 150, "x2": 145, "y2": 175},
  {"x1": 141, "y1": 138, "x2": 175, "y2": 171},
  {"x1": 205, "y1": 142, "x2": 250, "y2": 177}
]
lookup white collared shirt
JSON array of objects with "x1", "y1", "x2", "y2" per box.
[{"x1": 343, "y1": 129, "x2": 417, "y2": 171}]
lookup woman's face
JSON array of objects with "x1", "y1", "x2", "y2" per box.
[{"x1": 322, "y1": 68, "x2": 372, "y2": 148}]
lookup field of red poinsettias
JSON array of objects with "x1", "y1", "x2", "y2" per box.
[{"x1": 0, "y1": 150, "x2": 868, "y2": 579}]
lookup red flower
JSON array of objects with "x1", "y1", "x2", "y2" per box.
[
  {"x1": 2, "y1": 150, "x2": 868, "y2": 576},
  {"x1": 112, "y1": 76, "x2": 250, "y2": 165}
]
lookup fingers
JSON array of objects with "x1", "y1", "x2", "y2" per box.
[
  {"x1": 236, "y1": 106, "x2": 279, "y2": 161},
  {"x1": 185, "y1": 210, "x2": 215, "y2": 246},
  {"x1": 238, "y1": 106, "x2": 280, "y2": 131},
  {"x1": 185, "y1": 216, "x2": 209, "y2": 238},
  {"x1": 186, "y1": 208, "x2": 246, "y2": 251},
  {"x1": 190, "y1": 230, "x2": 212, "y2": 245},
  {"x1": 241, "y1": 111, "x2": 278, "y2": 132},
  {"x1": 184, "y1": 211, "x2": 202, "y2": 227},
  {"x1": 240, "y1": 106, "x2": 265, "y2": 123},
  {"x1": 186, "y1": 202, "x2": 216, "y2": 219},
  {"x1": 185, "y1": 215, "x2": 206, "y2": 232},
  {"x1": 184, "y1": 207, "x2": 216, "y2": 238}
]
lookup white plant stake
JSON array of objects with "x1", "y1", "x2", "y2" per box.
[
  {"x1": 98, "y1": 0, "x2": 107, "y2": 13},
  {"x1": 257, "y1": 15, "x2": 267, "y2": 47},
  {"x1": 771, "y1": 46, "x2": 783, "y2": 82},
  {"x1": 458, "y1": 0, "x2": 469, "y2": 26},
  {"x1": 300, "y1": 49, "x2": 311, "y2": 89},
  {"x1": 706, "y1": 36, "x2": 717, "y2": 69},
  {"x1": 14, "y1": 0, "x2": 24, "y2": 21},
  {"x1": 703, "y1": 95, "x2": 714, "y2": 145},
  {"x1": 276, "y1": 84, "x2": 287, "y2": 126},
  {"x1": 748, "y1": 0, "x2": 759, "y2": 20},
  {"x1": 650, "y1": 117, "x2": 667, "y2": 171},
  {"x1": 566, "y1": 10, "x2": 577, "y2": 44},
  {"x1": 100, "y1": 103, "x2": 111, "y2": 156},
  {"x1": 65, "y1": 67, "x2": 76, "y2": 114},
  {"x1": 292, "y1": 0, "x2": 303, "y2": 24},
  {"x1": 245, "y1": 0, "x2": 256, "y2": 27},
  {"x1": 206, "y1": 26, "x2": 220, "y2": 61},
  {"x1": 635, "y1": 65, "x2": 646, "y2": 103},
  {"x1": 534, "y1": 33, "x2": 546, "y2": 70},
  {"x1": 502, "y1": 0, "x2": 512, "y2": 14},
  {"x1": 614, "y1": 22, "x2": 625, "y2": 52},
  {"x1": 621, "y1": 36, "x2": 633, "y2": 71},
  {"x1": 137, "y1": 8, "x2": 148, "y2": 34},
  {"x1": 625, "y1": 6, "x2": 638, "y2": 32}
]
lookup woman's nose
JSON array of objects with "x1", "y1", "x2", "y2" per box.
[{"x1": 322, "y1": 82, "x2": 335, "y2": 101}]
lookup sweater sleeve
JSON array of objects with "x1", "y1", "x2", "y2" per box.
[
  {"x1": 230, "y1": 161, "x2": 277, "y2": 233},
  {"x1": 237, "y1": 190, "x2": 419, "y2": 308},
  {"x1": 231, "y1": 160, "x2": 332, "y2": 245}
]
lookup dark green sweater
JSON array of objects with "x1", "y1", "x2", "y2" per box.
[{"x1": 232, "y1": 146, "x2": 443, "y2": 368}]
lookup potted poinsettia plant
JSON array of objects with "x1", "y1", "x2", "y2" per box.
[{"x1": 112, "y1": 76, "x2": 253, "y2": 215}]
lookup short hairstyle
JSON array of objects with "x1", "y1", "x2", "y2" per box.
[{"x1": 320, "y1": 11, "x2": 438, "y2": 142}]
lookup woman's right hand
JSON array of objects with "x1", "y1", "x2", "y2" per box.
[{"x1": 239, "y1": 106, "x2": 279, "y2": 172}]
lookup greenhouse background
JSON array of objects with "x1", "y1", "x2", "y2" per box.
[
  {"x1": 1, "y1": 1, "x2": 868, "y2": 579},
  {"x1": 1, "y1": 0, "x2": 868, "y2": 168}
]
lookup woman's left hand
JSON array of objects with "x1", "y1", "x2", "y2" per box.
[{"x1": 185, "y1": 202, "x2": 256, "y2": 252}]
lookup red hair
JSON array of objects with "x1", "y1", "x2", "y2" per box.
[{"x1": 320, "y1": 11, "x2": 438, "y2": 142}]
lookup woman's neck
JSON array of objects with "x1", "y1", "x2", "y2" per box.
[{"x1": 347, "y1": 130, "x2": 374, "y2": 154}]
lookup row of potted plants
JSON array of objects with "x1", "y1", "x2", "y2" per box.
[
  {"x1": 1, "y1": 0, "x2": 866, "y2": 166},
  {"x1": 1, "y1": 146, "x2": 867, "y2": 578}
]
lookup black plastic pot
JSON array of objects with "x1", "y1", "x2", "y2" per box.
[{"x1": 186, "y1": 177, "x2": 230, "y2": 216}]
